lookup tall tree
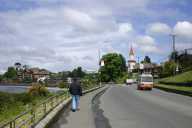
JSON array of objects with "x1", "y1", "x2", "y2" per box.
[
  {"x1": 143, "y1": 56, "x2": 151, "y2": 63},
  {"x1": 71, "y1": 67, "x2": 86, "y2": 78},
  {"x1": 160, "y1": 61, "x2": 177, "y2": 77},
  {"x1": 178, "y1": 53, "x2": 192, "y2": 71},
  {"x1": 14, "y1": 62, "x2": 21, "y2": 70},
  {"x1": 100, "y1": 53, "x2": 127, "y2": 82},
  {"x1": 4, "y1": 67, "x2": 17, "y2": 79}
]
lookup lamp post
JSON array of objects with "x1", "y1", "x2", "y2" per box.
[
  {"x1": 170, "y1": 33, "x2": 177, "y2": 75},
  {"x1": 98, "y1": 49, "x2": 105, "y2": 87}
]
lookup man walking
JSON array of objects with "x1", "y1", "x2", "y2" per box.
[{"x1": 69, "y1": 78, "x2": 82, "y2": 112}]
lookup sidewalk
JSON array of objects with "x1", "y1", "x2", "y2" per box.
[{"x1": 49, "y1": 87, "x2": 105, "y2": 128}]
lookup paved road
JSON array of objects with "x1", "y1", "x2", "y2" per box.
[
  {"x1": 49, "y1": 84, "x2": 192, "y2": 128},
  {"x1": 49, "y1": 87, "x2": 108, "y2": 128},
  {"x1": 96, "y1": 85, "x2": 192, "y2": 128}
]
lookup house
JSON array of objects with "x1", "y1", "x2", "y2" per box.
[
  {"x1": 30, "y1": 68, "x2": 49, "y2": 81},
  {"x1": 134, "y1": 63, "x2": 161, "y2": 78},
  {"x1": 18, "y1": 68, "x2": 49, "y2": 82}
]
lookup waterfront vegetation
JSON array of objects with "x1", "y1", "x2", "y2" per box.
[
  {"x1": 0, "y1": 83, "x2": 53, "y2": 124},
  {"x1": 0, "y1": 92, "x2": 53, "y2": 124}
]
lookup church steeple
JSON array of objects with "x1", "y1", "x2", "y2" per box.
[
  {"x1": 128, "y1": 45, "x2": 136, "y2": 72},
  {"x1": 129, "y1": 46, "x2": 135, "y2": 61},
  {"x1": 129, "y1": 46, "x2": 134, "y2": 56}
]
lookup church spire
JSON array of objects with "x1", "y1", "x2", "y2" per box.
[
  {"x1": 129, "y1": 46, "x2": 134, "y2": 56},
  {"x1": 128, "y1": 45, "x2": 135, "y2": 61}
]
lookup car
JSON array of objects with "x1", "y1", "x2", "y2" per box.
[
  {"x1": 126, "y1": 79, "x2": 134, "y2": 85},
  {"x1": 137, "y1": 74, "x2": 154, "y2": 90}
]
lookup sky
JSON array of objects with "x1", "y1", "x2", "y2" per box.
[{"x1": 0, "y1": 0, "x2": 192, "y2": 73}]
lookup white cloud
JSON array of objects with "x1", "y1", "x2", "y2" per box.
[
  {"x1": 147, "y1": 22, "x2": 171, "y2": 35},
  {"x1": 174, "y1": 21, "x2": 192, "y2": 39},
  {"x1": 135, "y1": 35, "x2": 161, "y2": 53},
  {"x1": 136, "y1": 35, "x2": 155, "y2": 45},
  {"x1": 118, "y1": 23, "x2": 133, "y2": 34},
  {"x1": 0, "y1": 6, "x2": 128, "y2": 72},
  {"x1": 1, "y1": 0, "x2": 190, "y2": 72}
]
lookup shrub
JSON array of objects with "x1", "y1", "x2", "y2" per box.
[
  {"x1": 58, "y1": 81, "x2": 68, "y2": 88},
  {"x1": 28, "y1": 83, "x2": 49, "y2": 96},
  {"x1": 14, "y1": 93, "x2": 33, "y2": 104}
]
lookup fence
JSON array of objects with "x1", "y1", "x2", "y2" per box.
[
  {"x1": 0, "y1": 91, "x2": 70, "y2": 128},
  {"x1": 0, "y1": 85, "x2": 103, "y2": 128}
]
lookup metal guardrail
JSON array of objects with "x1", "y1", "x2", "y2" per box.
[
  {"x1": 0, "y1": 91, "x2": 70, "y2": 128},
  {"x1": 0, "y1": 85, "x2": 103, "y2": 128}
]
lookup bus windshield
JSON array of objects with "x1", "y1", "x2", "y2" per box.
[{"x1": 141, "y1": 77, "x2": 153, "y2": 82}]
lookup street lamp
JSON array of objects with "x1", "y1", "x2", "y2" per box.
[
  {"x1": 170, "y1": 32, "x2": 177, "y2": 75},
  {"x1": 98, "y1": 49, "x2": 105, "y2": 87}
]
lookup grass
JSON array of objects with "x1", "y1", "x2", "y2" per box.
[
  {"x1": 155, "y1": 84, "x2": 192, "y2": 93},
  {"x1": 0, "y1": 92, "x2": 53, "y2": 124},
  {"x1": 160, "y1": 70, "x2": 192, "y2": 83}
]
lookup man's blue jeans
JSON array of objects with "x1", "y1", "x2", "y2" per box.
[{"x1": 72, "y1": 95, "x2": 80, "y2": 110}]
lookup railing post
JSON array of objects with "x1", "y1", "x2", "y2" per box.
[
  {"x1": 56, "y1": 95, "x2": 59, "y2": 105},
  {"x1": 13, "y1": 120, "x2": 15, "y2": 128},
  {"x1": 9, "y1": 121, "x2": 15, "y2": 128},
  {"x1": 30, "y1": 103, "x2": 36, "y2": 128},
  {"x1": 31, "y1": 108, "x2": 35, "y2": 127},
  {"x1": 10, "y1": 122, "x2": 12, "y2": 128},
  {"x1": 43, "y1": 102, "x2": 46, "y2": 115},
  {"x1": 51, "y1": 97, "x2": 54, "y2": 108}
]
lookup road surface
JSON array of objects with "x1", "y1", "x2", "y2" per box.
[
  {"x1": 50, "y1": 84, "x2": 192, "y2": 128},
  {"x1": 94, "y1": 85, "x2": 192, "y2": 128}
]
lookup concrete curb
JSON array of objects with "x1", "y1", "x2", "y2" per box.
[
  {"x1": 35, "y1": 86, "x2": 105, "y2": 128},
  {"x1": 154, "y1": 86, "x2": 192, "y2": 97}
]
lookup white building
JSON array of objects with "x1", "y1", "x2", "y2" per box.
[{"x1": 128, "y1": 46, "x2": 136, "y2": 72}]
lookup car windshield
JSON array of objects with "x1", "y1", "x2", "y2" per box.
[{"x1": 141, "y1": 77, "x2": 153, "y2": 82}]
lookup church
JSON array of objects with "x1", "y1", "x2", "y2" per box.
[{"x1": 127, "y1": 46, "x2": 136, "y2": 72}]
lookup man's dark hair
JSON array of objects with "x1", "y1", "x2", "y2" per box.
[{"x1": 73, "y1": 77, "x2": 78, "y2": 82}]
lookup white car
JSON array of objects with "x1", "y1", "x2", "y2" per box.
[{"x1": 126, "y1": 79, "x2": 134, "y2": 85}]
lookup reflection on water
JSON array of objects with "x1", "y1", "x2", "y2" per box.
[{"x1": 0, "y1": 85, "x2": 63, "y2": 93}]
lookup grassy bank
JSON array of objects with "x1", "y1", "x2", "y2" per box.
[
  {"x1": 155, "y1": 71, "x2": 192, "y2": 96},
  {"x1": 155, "y1": 84, "x2": 192, "y2": 93},
  {"x1": 160, "y1": 70, "x2": 192, "y2": 83},
  {"x1": 0, "y1": 92, "x2": 53, "y2": 124}
]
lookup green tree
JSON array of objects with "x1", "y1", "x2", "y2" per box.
[
  {"x1": 4, "y1": 67, "x2": 17, "y2": 80},
  {"x1": 58, "y1": 81, "x2": 68, "y2": 88},
  {"x1": 141, "y1": 56, "x2": 151, "y2": 63},
  {"x1": 100, "y1": 53, "x2": 127, "y2": 82},
  {"x1": 178, "y1": 53, "x2": 192, "y2": 72},
  {"x1": 160, "y1": 61, "x2": 177, "y2": 77},
  {"x1": 71, "y1": 67, "x2": 86, "y2": 78},
  {"x1": 0, "y1": 75, "x2": 3, "y2": 82},
  {"x1": 169, "y1": 51, "x2": 178, "y2": 61}
]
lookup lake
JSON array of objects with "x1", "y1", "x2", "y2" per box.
[{"x1": 0, "y1": 85, "x2": 64, "y2": 93}]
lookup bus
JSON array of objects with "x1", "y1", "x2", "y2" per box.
[{"x1": 137, "y1": 74, "x2": 154, "y2": 90}]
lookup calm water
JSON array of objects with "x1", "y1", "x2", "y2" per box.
[{"x1": 0, "y1": 85, "x2": 63, "y2": 93}]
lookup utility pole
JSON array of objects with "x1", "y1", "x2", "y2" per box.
[
  {"x1": 170, "y1": 33, "x2": 176, "y2": 61},
  {"x1": 137, "y1": 56, "x2": 140, "y2": 75},
  {"x1": 170, "y1": 33, "x2": 177, "y2": 75}
]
